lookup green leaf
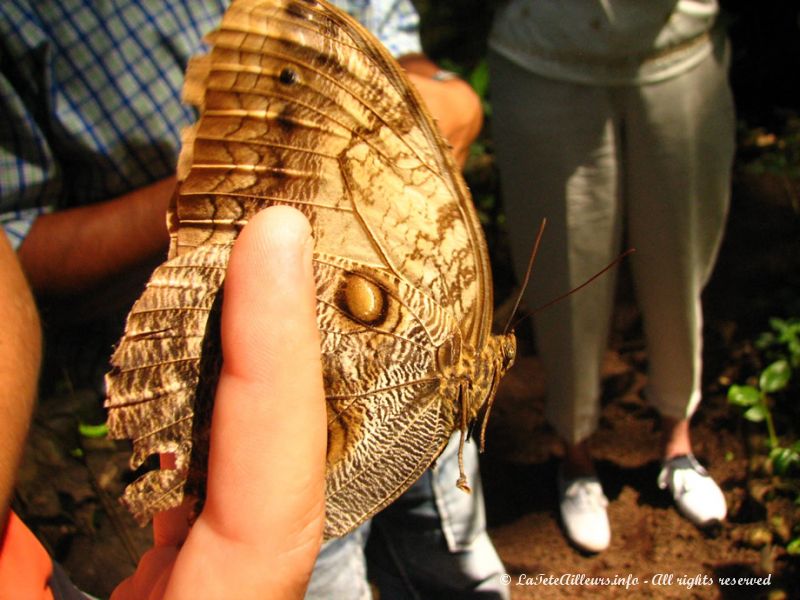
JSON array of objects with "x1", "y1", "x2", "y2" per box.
[
  {"x1": 468, "y1": 59, "x2": 490, "y2": 99},
  {"x1": 769, "y1": 446, "x2": 800, "y2": 475},
  {"x1": 743, "y1": 404, "x2": 767, "y2": 422},
  {"x1": 437, "y1": 58, "x2": 463, "y2": 77},
  {"x1": 469, "y1": 141, "x2": 486, "y2": 158},
  {"x1": 756, "y1": 327, "x2": 777, "y2": 350},
  {"x1": 768, "y1": 316, "x2": 785, "y2": 331},
  {"x1": 78, "y1": 422, "x2": 108, "y2": 439},
  {"x1": 759, "y1": 359, "x2": 791, "y2": 393},
  {"x1": 787, "y1": 538, "x2": 800, "y2": 555},
  {"x1": 727, "y1": 384, "x2": 760, "y2": 407}
]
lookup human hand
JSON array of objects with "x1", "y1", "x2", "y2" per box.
[
  {"x1": 112, "y1": 206, "x2": 327, "y2": 600},
  {"x1": 405, "y1": 70, "x2": 483, "y2": 168}
]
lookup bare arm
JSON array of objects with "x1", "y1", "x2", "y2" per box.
[
  {"x1": 0, "y1": 233, "x2": 41, "y2": 536},
  {"x1": 16, "y1": 176, "x2": 174, "y2": 297}
]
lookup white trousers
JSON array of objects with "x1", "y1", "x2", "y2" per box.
[{"x1": 489, "y1": 44, "x2": 735, "y2": 444}]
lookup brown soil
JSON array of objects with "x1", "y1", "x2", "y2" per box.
[
  {"x1": 13, "y1": 174, "x2": 800, "y2": 599},
  {"x1": 483, "y1": 352, "x2": 788, "y2": 600}
]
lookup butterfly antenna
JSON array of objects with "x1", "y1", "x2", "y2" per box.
[
  {"x1": 502, "y1": 218, "x2": 547, "y2": 335},
  {"x1": 509, "y1": 248, "x2": 636, "y2": 331}
]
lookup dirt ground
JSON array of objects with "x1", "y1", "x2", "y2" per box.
[
  {"x1": 13, "y1": 173, "x2": 800, "y2": 599},
  {"x1": 483, "y1": 349, "x2": 787, "y2": 600}
]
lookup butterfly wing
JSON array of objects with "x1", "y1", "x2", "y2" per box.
[{"x1": 106, "y1": 0, "x2": 496, "y2": 537}]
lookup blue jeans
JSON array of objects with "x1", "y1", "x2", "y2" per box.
[{"x1": 305, "y1": 433, "x2": 509, "y2": 599}]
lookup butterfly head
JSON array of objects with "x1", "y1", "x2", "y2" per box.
[
  {"x1": 471, "y1": 331, "x2": 517, "y2": 452},
  {"x1": 497, "y1": 332, "x2": 517, "y2": 377}
]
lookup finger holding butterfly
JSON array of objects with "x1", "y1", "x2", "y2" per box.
[{"x1": 112, "y1": 206, "x2": 327, "y2": 600}]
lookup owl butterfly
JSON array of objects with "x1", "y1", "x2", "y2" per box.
[{"x1": 105, "y1": 0, "x2": 516, "y2": 539}]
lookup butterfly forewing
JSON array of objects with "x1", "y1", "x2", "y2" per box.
[{"x1": 106, "y1": 0, "x2": 508, "y2": 538}]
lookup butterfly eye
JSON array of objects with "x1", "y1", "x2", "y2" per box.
[
  {"x1": 338, "y1": 274, "x2": 387, "y2": 326},
  {"x1": 503, "y1": 335, "x2": 517, "y2": 369},
  {"x1": 279, "y1": 67, "x2": 299, "y2": 85}
]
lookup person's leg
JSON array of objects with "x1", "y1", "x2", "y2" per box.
[
  {"x1": 366, "y1": 433, "x2": 509, "y2": 599},
  {"x1": 490, "y1": 51, "x2": 622, "y2": 552},
  {"x1": 622, "y1": 39, "x2": 735, "y2": 525},
  {"x1": 305, "y1": 521, "x2": 372, "y2": 600},
  {"x1": 489, "y1": 51, "x2": 623, "y2": 448},
  {"x1": 306, "y1": 437, "x2": 506, "y2": 599},
  {"x1": 623, "y1": 40, "x2": 734, "y2": 436},
  {"x1": 662, "y1": 416, "x2": 693, "y2": 460}
]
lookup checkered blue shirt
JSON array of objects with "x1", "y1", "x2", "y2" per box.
[{"x1": 0, "y1": 0, "x2": 421, "y2": 248}]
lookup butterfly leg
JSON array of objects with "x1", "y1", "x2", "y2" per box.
[
  {"x1": 478, "y1": 361, "x2": 503, "y2": 452},
  {"x1": 455, "y1": 380, "x2": 473, "y2": 493}
]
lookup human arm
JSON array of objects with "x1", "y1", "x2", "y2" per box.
[
  {"x1": 0, "y1": 233, "x2": 41, "y2": 535},
  {"x1": 112, "y1": 206, "x2": 327, "y2": 599},
  {"x1": 16, "y1": 176, "x2": 173, "y2": 298}
]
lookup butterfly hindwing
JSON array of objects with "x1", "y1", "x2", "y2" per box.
[{"x1": 106, "y1": 243, "x2": 231, "y2": 522}]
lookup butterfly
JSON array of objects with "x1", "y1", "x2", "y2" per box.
[{"x1": 104, "y1": 0, "x2": 516, "y2": 539}]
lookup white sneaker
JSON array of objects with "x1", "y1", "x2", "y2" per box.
[
  {"x1": 558, "y1": 468, "x2": 611, "y2": 553},
  {"x1": 658, "y1": 454, "x2": 727, "y2": 526}
]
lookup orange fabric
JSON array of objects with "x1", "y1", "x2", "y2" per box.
[{"x1": 0, "y1": 511, "x2": 54, "y2": 600}]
